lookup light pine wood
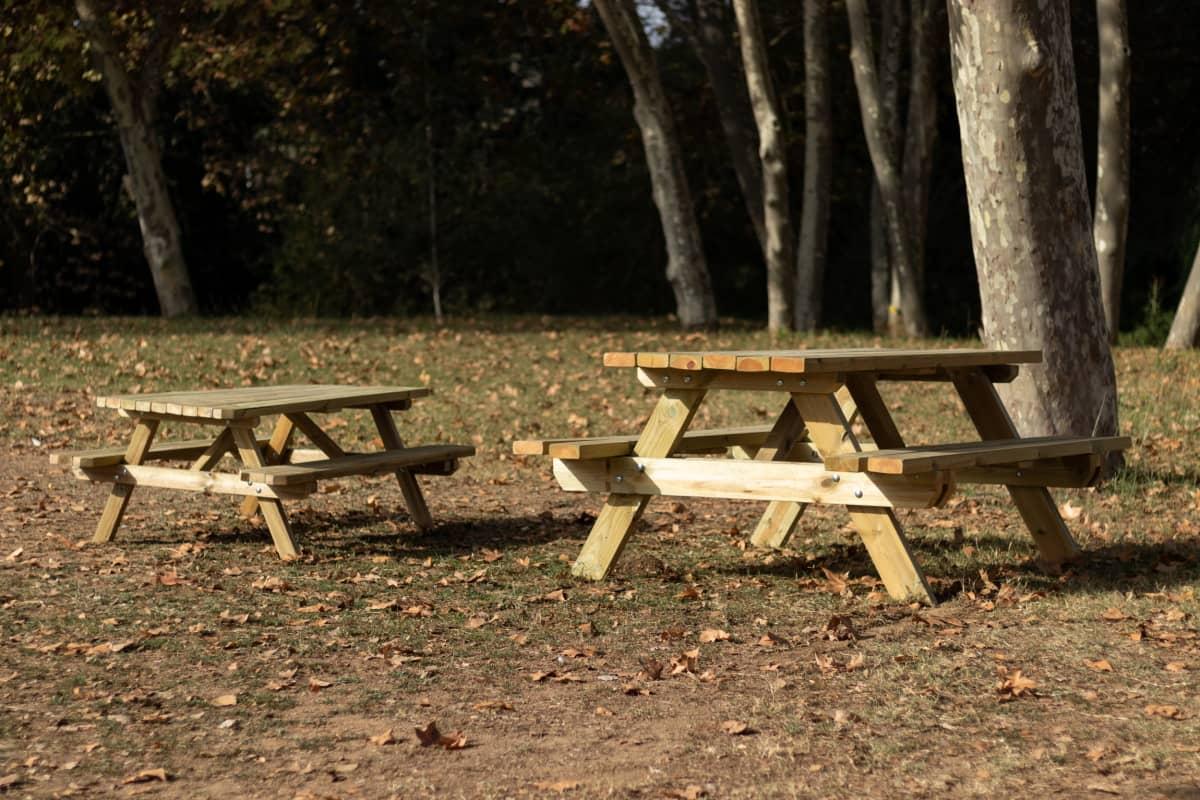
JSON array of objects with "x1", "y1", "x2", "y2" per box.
[
  {"x1": 513, "y1": 424, "x2": 776, "y2": 459},
  {"x1": 605, "y1": 348, "x2": 1040, "y2": 374},
  {"x1": 93, "y1": 419, "x2": 159, "y2": 543},
  {"x1": 97, "y1": 384, "x2": 430, "y2": 420},
  {"x1": 951, "y1": 367, "x2": 1081, "y2": 564},
  {"x1": 231, "y1": 427, "x2": 299, "y2": 560},
  {"x1": 554, "y1": 457, "x2": 948, "y2": 508},
  {"x1": 636, "y1": 368, "x2": 842, "y2": 393},
  {"x1": 285, "y1": 412, "x2": 346, "y2": 457},
  {"x1": 845, "y1": 374, "x2": 905, "y2": 448},
  {"x1": 370, "y1": 407, "x2": 435, "y2": 531},
  {"x1": 572, "y1": 389, "x2": 706, "y2": 580},
  {"x1": 77, "y1": 464, "x2": 311, "y2": 499},
  {"x1": 241, "y1": 415, "x2": 296, "y2": 518},
  {"x1": 191, "y1": 428, "x2": 236, "y2": 472},
  {"x1": 750, "y1": 399, "x2": 812, "y2": 547},
  {"x1": 51, "y1": 434, "x2": 270, "y2": 468},
  {"x1": 242, "y1": 445, "x2": 473, "y2": 487},
  {"x1": 825, "y1": 434, "x2": 1130, "y2": 474}
]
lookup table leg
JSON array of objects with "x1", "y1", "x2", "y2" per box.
[
  {"x1": 749, "y1": 400, "x2": 811, "y2": 548},
  {"x1": 93, "y1": 418, "x2": 159, "y2": 544},
  {"x1": 951, "y1": 368, "x2": 1080, "y2": 564},
  {"x1": 231, "y1": 427, "x2": 300, "y2": 560},
  {"x1": 572, "y1": 388, "x2": 706, "y2": 580},
  {"x1": 240, "y1": 416, "x2": 295, "y2": 519},
  {"x1": 790, "y1": 391, "x2": 935, "y2": 605},
  {"x1": 370, "y1": 406, "x2": 434, "y2": 531}
]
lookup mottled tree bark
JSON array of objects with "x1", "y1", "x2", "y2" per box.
[
  {"x1": 664, "y1": 0, "x2": 766, "y2": 253},
  {"x1": 1094, "y1": 0, "x2": 1131, "y2": 341},
  {"x1": 901, "y1": 0, "x2": 942, "y2": 303},
  {"x1": 732, "y1": 0, "x2": 793, "y2": 331},
  {"x1": 846, "y1": 0, "x2": 926, "y2": 336},
  {"x1": 594, "y1": 0, "x2": 718, "y2": 329},
  {"x1": 869, "y1": 0, "x2": 905, "y2": 334},
  {"x1": 947, "y1": 0, "x2": 1120, "y2": 443},
  {"x1": 75, "y1": 0, "x2": 196, "y2": 317},
  {"x1": 794, "y1": 0, "x2": 832, "y2": 332},
  {"x1": 1165, "y1": 241, "x2": 1200, "y2": 349}
]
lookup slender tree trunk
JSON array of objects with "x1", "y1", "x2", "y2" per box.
[
  {"x1": 422, "y1": 13, "x2": 443, "y2": 324},
  {"x1": 846, "y1": 0, "x2": 926, "y2": 336},
  {"x1": 1094, "y1": 0, "x2": 1131, "y2": 342},
  {"x1": 74, "y1": 0, "x2": 196, "y2": 317},
  {"x1": 901, "y1": 0, "x2": 942, "y2": 293},
  {"x1": 869, "y1": 0, "x2": 905, "y2": 335},
  {"x1": 947, "y1": 0, "x2": 1120, "y2": 443},
  {"x1": 794, "y1": 0, "x2": 832, "y2": 332},
  {"x1": 732, "y1": 0, "x2": 793, "y2": 332},
  {"x1": 1165, "y1": 241, "x2": 1200, "y2": 349},
  {"x1": 666, "y1": 0, "x2": 766, "y2": 253},
  {"x1": 594, "y1": 0, "x2": 717, "y2": 329}
]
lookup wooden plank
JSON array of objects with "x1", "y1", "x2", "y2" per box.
[
  {"x1": 825, "y1": 435, "x2": 1131, "y2": 475},
  {"x1": 51, "y1": 435, "x2": 272, "y2": 468},
  {"x1": 955, "y1": 455, "x2": 1102, "y2": 488},
  {"x1": 951, "y1": 367, "x2": 1080, "y2": 564},
  {"x1": 554, "y1": 458, "x2": 948, "y2": 508},
  {"x1": 76, "y1": 464, "x2": 311, "y2": 499},
  {"x1": 98, "y1": 385, "x2": 430, "y2": 420},
  {"x1": 636, "y1": 368, "x2": 842, "y2": 393},
  {"x1": 241, "y1": 445, "x2": 475, "y2": 486},
  {"x1": 845, "y1": 374, "x2": 905, "y2": 448},
  {"x1": 602, "y1": 349, "x2": 1042, "y2": 375},
  {"x1": 285, "y1": 412, "x2": 346, "y2": 457},
  {"x1": 231, "y1": 427, "x2": 299, "y2": 560},
  {"x1": 571, "y1": 389, "x2": 706, "y2": 580},
  {"x1": 516, "y1": 425, "x2": 776, "y2": 460},
  {"x1": 370, "y1": 407, "x2": 435, "y2": 531},
  {"x1": 749, "y1": 400, "x2": 811, "y2": 548},
  {"x1": 241, "y1": 415, "x2": 296, "y2": 518},
  {"x1": 191, "y1": 428, "x2": 236, "y2": 471},
  {"x1": 93, "y1": 419, "x2": 159, "y2": 544}
]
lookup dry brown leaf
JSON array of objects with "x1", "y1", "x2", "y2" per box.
[
  {"x1": 122, "y1": 768, "x2": 168, "y2": 784},
  {"x1": 308, "y1": 678, "x2": 332, "y2": 692},
  {"x1": 1100, "y1": 607, "x2": 1128, "y2": 621},
  {"x1": 481, "y1": 548, "x2": 503, "y2": 563},
  {"x1": 1164, "y1": 662, "x2": 1188, "y2": 672},
  {"x1": 669, "y1": 649, "x2": 700, "y2": 676},
  {"x1": 594, "y1": 706, "x2": 615, "y2": 716},
  {"x1": 639, "y1": 658, "x2": 664, "y2": 681},
  {"x1": 529, "y1": 670, "x2": 556, "y2": 683},
  {"x1": 699, "y1": 628, "x2": 730, "y2": 643},
  {"x1": 534, "y1": 780, "x2": 580, "y2": 792},
  {"x1": 721, "y1": 720, "x2": 752, "y2": 735},
  {"x1": 464, "y1": 615, "x2": 491, "y2": 630},
  {"x1": 996, "y1": 668, "x2": 1037, "y2": 702},
  {"x1": 472, "y1": 700, "x2": 514, "y2": 711},
  {"x1": 541, "y1": 589, "x2": 567, "y2": 602},
  {"x1": 414, "y1": 721, "x2": 467, "y2": 749},
  {"x1": 211, "y1": 693, "x2": 237, "y2": 707},
  {"x1": 1087, "y1": 659, "x2": 1114, "y2": 672},
  {"x1": 369, "y1": 729, "x2": 395, "y2": 746},
  {"x1": 1144, "y1": 704, "x2": 1184, "y2": 719}
]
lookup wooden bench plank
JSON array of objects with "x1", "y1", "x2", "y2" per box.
[
  {"x1": 824, "y1": 435, "x2": 1131, "y2": 475},
  {"x1": 241, "y1": 445, "x2": 475, "y2": 486},
  {"x1": 512, "y1": 425, "x2": 777, "y2": 459},
  {"x1": 51, "y1": 436, "x2": 273, "y2": 468}
]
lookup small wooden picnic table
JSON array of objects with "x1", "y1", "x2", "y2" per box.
[
  {"x1": 52, "y1": 385, "x2": 473, "y2": 559},
  {"x1": 515, "y1": 348, "x2": 1129, "y2": 605}
]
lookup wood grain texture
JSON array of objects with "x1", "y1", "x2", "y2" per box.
[
  {"x1": 96, "y1": 384, "x2": 430, "y2": 420},
  {"x1": 92, "y1": 418, "x2": 159, "y2": 544}
]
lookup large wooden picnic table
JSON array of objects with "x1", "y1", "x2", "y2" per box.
[
  {"x1": 516, "y1": 348, "x2": 1129, "y2": 605},
  {"x1": 52, "y1": 385, "x2": 473, "y2": 559}
]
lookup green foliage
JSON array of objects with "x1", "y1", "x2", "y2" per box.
[{"x1": 1119, "y1": 280, "x2": 1176, "y2": 347}]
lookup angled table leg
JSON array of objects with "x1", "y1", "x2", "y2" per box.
[
  {"x1": 231, "y1": 426, "x2": 299, "y2": 560},
  {"x1": 93, "y1": 418, "x2": 159, "y2": 544},
  {"x1": 572, "y1": 388, "x2": 706, "y2": 580},
  {"x1": 951, "y1": 368, "x2": 1080, "y2": 564},
  {"x1": 240, "y1": 415, "x2": 295, "y2": 519},
  {"x1": 370, "y1": 406, "x2": 434, "y2": 531},
  {"x1": 750, "y1": 400, "x2": 811, "y2": 549},
  {"x1": 791, "y1": 390, "x2": 935, "y2": 605}
]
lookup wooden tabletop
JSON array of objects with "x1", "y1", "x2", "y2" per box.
[
  {"x1": 96, "y1": 384, "x2": 430, "y2": 420},
  {"x1": 602, "y1": 348, "x2": 1041, "y2": 374}
]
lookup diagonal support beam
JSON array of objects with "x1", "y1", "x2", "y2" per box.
[{"x1": 93, "y1": 418, "x2": 159, "y2": 543}]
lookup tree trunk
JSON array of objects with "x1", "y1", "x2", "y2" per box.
[
  {"x1": 947, "y1": 0, "x2": 1120, "y2": 443},
  {"x1": 901, "y1": 0, "x2": 942, "y2": 293},
  {"x1": 1094, "y1": 0, "x2": 1131, "y2": 342},
  {"x1": 869, "y1": 0, "x2": 905, "y2": 335},
  {"x1": 668, "y1": 0, "x2": 766, "y2": 253},
  {"x1": 846, "y1": 0, "x2": 926, "y2": 337},
  {"x1": 74, "y1": 0, "x2": 197, "y2": 317},
  {"x1": 1165, "y1": 241, "x2": 1200, "y2": 349},
  {"x1": 794, "y1": 0, "x2": 832, "y2": 332},
  {"x1": 732, "y1": 0, "x2": 793, "y2": 332},
  {"x1": 593, "y1": 0, "x2": 717, "y2": 329}
]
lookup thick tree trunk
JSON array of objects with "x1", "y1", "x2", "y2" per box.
[
  {"x1": 74, "y1": 0, "x2": 197, "y2": 317},
  {"x1": 947, "y1": 0, "x2": 1120, "y2": 443},
  {"x1": 594, "y1": 0, "x2": 717, "y2": 329},
  {"x1": 846, "y1": 0, "x2": 926, "y2": 337},
  {"x1": 1165, "y1": 241, "x2": 1200, "y2": 349},
  {"x1": 732, "y1": 0, "x2": 793, "y2": 332},
  {"x1": 668, "y1": 0, "x2": 766, "y2": 253},
  {"x1": 901, "y1": 0, "x2": 941, "y2": 304},
  {"x1": 794, "y1": 0, "x2": 832, "y2": 332},
  {"x1": 1094, "y1": 0, "x2": 1131, "y2": 342},
  {"x1": 869, "y1": 0, "x2": 905, "y2": 335}
]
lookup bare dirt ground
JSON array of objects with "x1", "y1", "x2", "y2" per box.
[{"x1": 1, "y1": 318, "x2": 1198, "y2": 798}]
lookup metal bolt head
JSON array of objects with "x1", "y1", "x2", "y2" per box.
[
  {"x1": 776, "y1": 379, "x2": 784, "y2": 387},
  {"x1": 832, "y1": 474, "x2": 840, "y2": 483},
  {"x1": 662, "y1": 376, "x2": 670, "y2": 384},
  {"x1": 798, "y1": 378, "x2": 807, "y2": 386},
  {"x1": 255, "y1": 486, "x2": 262, "y2": 494},
  {"x1": 1015, "y1": 470, "x2": 1023, "y2": 478},
  {"x1": 683, "y1": 375, "x2": 692, "y2": 383},
  {"x1": 853, "y1": 488, "x2": 864, "y2": 498},
  {"x1": 636, "y1": 463, "x2": 646, "y2": 473},
  {"x1": 614, "y1": 474, "x2": 623, "y2": 483}
]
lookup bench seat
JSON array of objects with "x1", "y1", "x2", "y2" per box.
[
  {"x1": 50, "y1": 436, "x2": 273, "y2": 468},
  {"x1": 824, "y1": 435, "x2": 1131, "y2": 475},
  {"x1": 241, "y1": 445, "x2": 475, "y2": 486},
  {"x1": 513, "y1": 425, "x2": 776, "y2": 460}
]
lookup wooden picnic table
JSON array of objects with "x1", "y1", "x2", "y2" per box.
[
  {"x1": 51, "y1": 385, "x2": 473, "y2": 559},
  {"x1": 515, "y1": 348, "x2": 1129, "y2": 605}
]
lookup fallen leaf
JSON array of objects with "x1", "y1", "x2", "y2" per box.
[
  {"x1": 699, "y1": 629, "x2": 730, "y2": 643},
  {"x1": 211, "y1": 694, "x2": 237, "y2": 707},
  {"x1": 308, "y1": 678, "x2": 332, "y2": 692},
  {"x1": 529, "y1": 670, "x2": 556, "y2": 683},
  {"x1": 122, "y1": 768, "x2": 168, "y2": 784},
  {"x1": 996, "y1": 668, "x2": 1037, "y2": 702},
  {"x1": 369, "y1": 729, "x2": 395, "y2": 746},
  {"x1": 1164, "y1": 662, "x2": 1187, "y2": 672},
  {"x1": 481, "y1": 548, "x2": 503, "y2": 563},
  {"x1": 472, "y1": 700, "x2": 514, "y2": 711},
  {"x1": 639, "y1": 658, "x2": 664, "y2": 681},
  {"x1": 1101, "y1": 608, "x2": 1128, "y2": 622},
  {"x1": 464, "y1": 615, "x2": 491, "y2": 630},
  {"x1": 669, "y1": 649, "x2": 700, "y2": 676},
  {"x1": 594, "y1": 706, "x2": 614, "y2": 717},
  {"x1": 541, "y1": 589, "x2": 567, "y2": 603},
  {"x1": 1144, "y1": 704, "x2": 1183, "y2": 719},
  {"x1": 1087, "y1": 659, "x2": 1114, "y2": 672},
  {"x1": 534, "y1": 779, "x2": 580, "y2": 792},
  {"x1": 721, "y1": 720, "x2": 752, "y2": 735}
]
